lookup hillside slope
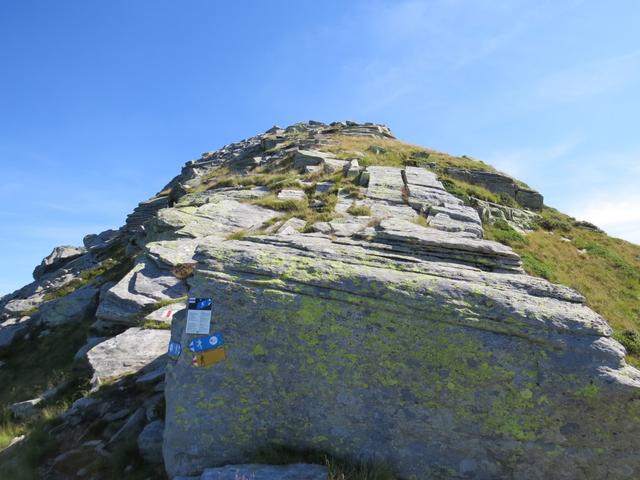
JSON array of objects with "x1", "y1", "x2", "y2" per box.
[{"x1": 1, "y1": 120, "x2": 639, "y2": 480}]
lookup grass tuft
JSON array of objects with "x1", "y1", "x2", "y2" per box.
[{"x1": 346, "y1": 203, "x2": 372, "y2": 216}]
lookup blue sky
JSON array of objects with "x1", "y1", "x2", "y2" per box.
[{"x1": 1, "y1": 0, "x2": 640, "y2": 295}]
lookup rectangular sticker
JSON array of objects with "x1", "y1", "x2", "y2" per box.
[
  {"x1": 185, "y1": 297, "x2": 213, "y2": 334},
  {"x1": 189, "y1": 333, "x2": 224, "y2": 353},
  {"x1": 192, "y1": 347, "x2": 226, "y2": 367},
  {"x1": 167, "y1": 340, "x2": 182, "y2": 360}
]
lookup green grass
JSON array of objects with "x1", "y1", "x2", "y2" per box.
[
  {"x1": 0, "y1": 319, "x2": 93, "y2": 477},
  {"x1": 340, "y1": 184, "x2": 365, "y2": 199},
  {"x1": 320, "y1": 135, "x2": 495, "y2": 172},
  {"x1": 224, "y1": 229, "x2": 252, "y2": 241},
  {"x1": 252, "y1": 195, "x2": 309, "y2": 213},
  {"x1": 141, "y1": 319, "x2": 171, "y2": 330},
  {"x1": 486, "y1": 220, "x2": 640, "y2": 366},
  {"x1": 346, "y1": 203, "x2": 372, "y2": 216},
  {"x1": 534, "y1": 207, "x2": 574, "y2": 233},
  {"x1": 412, "y1": 215, "x2": 429, "y2": 227},
  {"x1": 484, "y1": 220, "x2": 528, "y2": 248},
  {"x1": 440, "y1": 175, "x2": 503, "y2": 205},
  {"x1": 41, "y1": 244, "x2": 133, "y2": 304}
]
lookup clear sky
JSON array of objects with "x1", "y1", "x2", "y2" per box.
[{"x1": 1, "y1": 0, "x2": 640, "y2": 295}]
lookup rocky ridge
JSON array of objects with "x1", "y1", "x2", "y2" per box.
[{"x1": 0, "y1": 120, "x2": 638, "y2": 480}]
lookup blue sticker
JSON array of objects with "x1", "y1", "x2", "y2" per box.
[
  {"x1": 189, "y1": 333, "x2": 224, "y2": 353},
  {"x1": 188, "y1": 297, "x2": 212, "y2": 311},
  {"x1": 168, "y1": 340, "x2": 182, "y2": 359}
]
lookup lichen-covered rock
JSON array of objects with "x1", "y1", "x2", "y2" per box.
[
  {"x1": 163, "y1": 227, "x2": 640, "y2": 480},
  {"x1": 137, "y1": 420, "x2": 165, "y2": 465}
]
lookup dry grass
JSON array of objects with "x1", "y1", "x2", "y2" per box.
[
  {"x1": 346, "y1": 203, "x2": 372, "y2": 216},
  {"x1": 320, "y1": 135, "x2": 495, "y2": 172}
]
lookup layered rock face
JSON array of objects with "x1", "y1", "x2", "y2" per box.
[
  {"x1": 2, "y1": 120, "x2": 639, "y2": 480},
  {"x1": 152, "y1": 122, "x2": 640, "y2": 479}
]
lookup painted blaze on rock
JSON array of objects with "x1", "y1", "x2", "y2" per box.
[{"x1": 164, "y1": 233, "x2": 640, "y2": 480}]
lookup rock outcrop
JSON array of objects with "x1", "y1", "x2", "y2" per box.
[
  {"x1": 1, "y1": 120, "x2": 638, "y2": 480},
  {"x1": 446, "y1": 167, "x2": 544, "y2": 209}
]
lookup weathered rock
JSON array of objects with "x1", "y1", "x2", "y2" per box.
[
  {"x1": 293, "y1": 149, "x2": 336, "y2": 171},
  {"x1": 87, "y1": 327, "x2": 170, "y2": 386},
  {"x1": 276, "y1": 217, "x2": 307, "y2": 236},
  {"x1": 323, "y1": 158, "x2": 348, "y2": 173},
  {"x1": 9, "y1": 398, "x2": 41, "y2": 419},
  {"x1": 163, "y1": 227, "x2": 640, "y2": 480},
  {"x1": 107, "y1": 407, "x2": 146, "y2": 447},
  {"x1": 74, "y1": 336, "x2": 107, "y2": 362},
  {"x1": 475, "y1": 198, "x2": 540, "y2": 232},
  {"x1": 277, "y1": 189, "x2": 306, "y2": 201},
  {"x1": 144, "y1": 301, "x2": 186, "y2": 326},
  {"x1": 125, "y1": 195, "x2": 170, "y2": 234},
  {"x1": 314, "y1": 182, "x2": 334, "y2": 193},
  {"x1": 39, "y1": 286, "x2": 99, "y2": 326},
  {"x1": 446, "y1": 167, "x2": 544, "y2": 210},
  {"x1": 177, "y1": 463, "x2": 328, "y2": 480},
  {"x1": 33, "y1": 245, "x2": 85, "y2": 280},
  {"x1": 137, "y1": 420, "x2": 165, "y2": 465},
  {"x1": 0, "y1": 317, "x2": 33, "y2": 349},
  {"x1": 136, "y1": 364, "x2": 166, "y2": 385},
  {"x1": 83, "y1": 229, "x2": 120, "y2": 252},
  {"x1": 346, "y1": 159, "x2": 360, "y2": 178},
  {"x1": 152, "y1": 198, "x2": 278, "y2": 240},
  {"x1": 96, "y1": 257, "x2": 187, "y2": 326}
]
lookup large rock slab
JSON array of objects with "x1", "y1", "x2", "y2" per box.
[
  {"x1": 446, "y1": 167, "x2": 543, "y2": 210},
  {"x1": 96, "y1": 257, "x2": 187, "y2": 326},
  {"x1": 87, "y1": 327, "x2": 170, "y2": 386},
  {"x1": 163, "y1": 232, "x2": 640, "y2": 480},
  {"x1": 38, "y1": 286, "x2": 99, "y2": 326},
  {"x1": 153, "y1": 198, "x2": 278, "y2": 239},
  {"x1": 33, "y1": 245, "x2": 85, "y2": 280}
]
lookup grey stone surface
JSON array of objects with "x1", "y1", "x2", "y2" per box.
[
  {"x1": 33, "y1": 245, "x2": 85, "y2": 280},
  {"x1": 152, "y1": 198, "x2": 278, "y2": 240},
  {"x1": 0, "y1": 317, "x2": 32, "y2": 349},
  {"x1": 276, "y1": 217, "x2": 307, "y2": 235},
  {"x1": 475, "y1": 198, "x2": 540, "y2": 232},
  {"x1": 446, "y1": 167, "x2": 544, "y2": 209},
  {"x1": 96, "y1": 257, "x2": 187, "y2": 326},
  {"x1": 163, "y1": 227, "x2": 639, "y2": 479},
  {"x1": 293, "y1": 149, "x2": 336, "y2": 171},
  {"x1": 39, "y1": 286, "x2": 99, "y2": 326},
  {"x1": 74, "y1": 336, "x2": 107, "y2": 361},
  {"x1": 277, "y1": 189, "x2": 306, "y2": 201},
  {"x1": 107, "y1": 407, "x2": 146, "y2": 447},
  {"x1": 83, "y1": 229, "x2": 121, "y2": 252},
  {"x1": 87, "y1": 327, "x2": 170, "y2": 386},
  {"x1": 137, "y1": 420, "x2": 165, "y2": 465},
  {"x1": 144, "y1": 301, "x2": 186, "y2": 326}
]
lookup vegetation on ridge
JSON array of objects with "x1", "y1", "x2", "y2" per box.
[{"x1": 485, "y1": 209, "x2": 640, "y2": 366}]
